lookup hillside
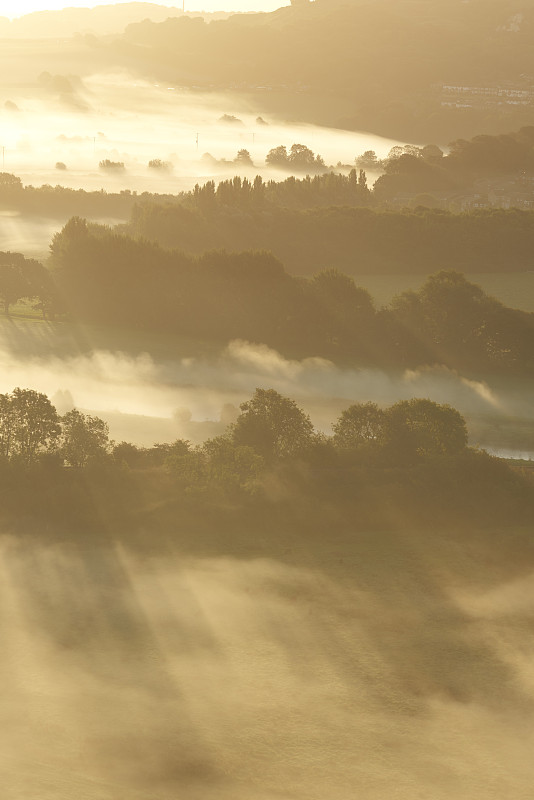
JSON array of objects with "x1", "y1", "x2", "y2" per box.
[
  {"x1": 110, "y1": 0, "x2": 534, "y2": 142},
  {"x1": 0, "y1": 3, "x2": 247, "y2": 39}
]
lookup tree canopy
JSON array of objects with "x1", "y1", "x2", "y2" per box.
[
  {"x1": 232, "y1": 388, "x2": 316, "y2": 461},
  {"x1": 0, "y1": 388, "x2": 61, "y2": 465}
]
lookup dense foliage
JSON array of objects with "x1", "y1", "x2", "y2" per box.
[
  {"x1": 0, "y1": 387, "x2": 532, "y2": 534},
  {"x1": 48, "y1": 220, "x2": 534, "y2": 375},
  {"x1": 129, "y1": 202, "x2": 534, "y2": 274}
]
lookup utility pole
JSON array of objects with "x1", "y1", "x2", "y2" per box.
[{"x1": 196, "y1": 132, "x2": 199, "y2": 151}]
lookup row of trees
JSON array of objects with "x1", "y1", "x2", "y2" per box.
[
  {"x1": 2, "y1": 387, "x2": 530, "y2": 531},
  {"x1": 265, "y1": 143, "x2": 327, "y2": 173},
  {"x1": 0, "y1": 172, "x2": 169, "y2": 221},
  {"x1": 0, "y1": 385, "x2": 468, "y2": 474},
  {"x1": 129, "y1": 199, "x2": 534, "y2": 275},
  {"x1": 182, "y1": 169, "x2": 371, "y2": 213},
  {"x1": 372, "y1": 127, "x2": 534, "y2": 200},
  {"x1": 4, "y1": 128, "x2": 534, "y2": 224},
  {"x1": 49, "y1": 220, "x2": 534, "y2": 375}
]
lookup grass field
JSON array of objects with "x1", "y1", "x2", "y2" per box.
[{"x1": 1, "y1": 518, "x2": 534, "y2": 800}]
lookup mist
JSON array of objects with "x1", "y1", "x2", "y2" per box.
[
  {"x1": 0, "y1": 67, "x2": 403, "y2": 256},
  {"x1": 2, "y1": 3, "x2": 534, "y2": 797},
  {"x1": 1, "y1": 320, "x2": 532, "y2": 455},
  {"x1": 0, "y1": 71, "x2": 401, "y2": 194},
  {"x1": 2, "y1": 524, "x2": 534, "y2": 799}
]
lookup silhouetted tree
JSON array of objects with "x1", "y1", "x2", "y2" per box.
[
  {"x1": 202, "y1": 435, "x2": 264, "y2": 492},
  {"x1": 332, "y1": 402, "x2": 387, "y2": 450},
  {"x1": 232, "y1": 388, "x2": 315, "y2": 461},
  {"x1": 235, "y1": 149, "x2": 253, "y2": 166},
  {"x1": 0, "y1": 388, "x2": 61, "y2": 464},
  {"x1": 265, "y1": 145, "x2": 288, "y2": 168},
  {"x1": 99, "y1": 159, "x2": 125, "y2": 171},
  {"x1": 386, "y1": 398, "x2": 468, "y2": 460},
  {"x1": 148, "y1": 158, "x2": 172, "y2": 171},
  {"x1": 61, "y1": 409, "x2": 111, "y2": 467}
]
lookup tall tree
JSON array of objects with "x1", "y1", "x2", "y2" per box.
[
  {"x1": 232, "y1": 388, "x2": 315, "y2": 461},
  {"x1": 386, "y1": 398, "x2": 468, "y2": 459},
  {"x1": 0, "y1": 388, "x2": 61, "y2": 464},
  {"x1": 332, "y1": 402, "x2": 387, "y2": 450},
  {"x1": 61, "y1": 409, "x2": 111, "y2": 467}
]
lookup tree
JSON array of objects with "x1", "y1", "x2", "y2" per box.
[
  {"x1": 0, "y1": 388, "x2": 61, "y2": 464},
  {"x1": 232, "y1": 388, "x2": 315, "y2": 461},
  {"x1": 392, "y1": 271, "x2": 494, "y2": 365},
  {"x1": 235, "y1": 149, "x2": 253, "y2": 166},
  {"x1": 356, "y1": 150, "x2": 380, "y2": 171},
  {"x1": 332, "y1": 402, "x2": 387, "y2": 450},
  {"x1": 202, "y1": 435, "x2": 264, "y2": 492},
  {"x1": 60, "y1": 408, "x2": 111, "y2": 467},
  {"x1": 252, "y1": 174, "x2": 265, "y2": 205},
  {"x1": 311, "y1": 269, "x2": 375, "y2": 355},
  {"x1": 312, "y1": 269, "x2": 374, "y2": 316},
  {"x1": 386, "y1": 398, "x2": 468, "y2": 459},
  {"x1": 113, "y1": 441, "x2": 145, "y2": 468},
  {"x1": 265, "y1": 145, "x2": 288, "y2": 168},
  {"x1": 288, "y1": 143, "x2": 321, "y2": 171},
  {"x1": 0, "y1": 263, "x2": 30, "y2": 314},
  {"x1": 148, "y1": 159, "x2": 172, "y2": 171},
  {"x1": 0, "y1": 392, "x2": 15, "y2": 461},
  {"x1": 0, "y1": 253, "x2": 52, "y2": 315},
  {"x1": 387, "y1": 144, "x2": 422, "y2": 162},
  {"x1": 421, "y1": 144, "x2": 444, "y2": 165},
  {"x1": 99, "y1": 159, "x2": 125, "y2": 171},
  {"x1": 0, "y1": 173, "x2": 23, "y2": 191}
]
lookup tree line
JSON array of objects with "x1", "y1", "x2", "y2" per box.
[
  {"x1": 5, "y1": 126, "x2": 534, "y2": 224},
  {"x1": 129, "y1": 200, "x2": 534, "y2": 274},
  {"x1": 48, "y1": 219, "x2": 534, "y2": 375},
  {"x1": 0, "y1": 172, "x2": 168, "y2": 221},
  {"x1": 0, "y1": 385, "x2": 469, "y2": 471},
  {"x1": 1, "y1": 386, "x2": 532, "y2": 533},
  {"x1": 373, "y1": 127, "x2": 534, "y2": 201}
]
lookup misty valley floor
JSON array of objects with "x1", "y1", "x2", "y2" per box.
[{"x1": 2, "y1": 519, "x2": 534, "y2": 799}]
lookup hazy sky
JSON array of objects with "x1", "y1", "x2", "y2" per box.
[{"x1": 2, "y1": 0, "x2": 287, "y2": 18}]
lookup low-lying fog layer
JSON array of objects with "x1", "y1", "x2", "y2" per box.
[
  {"x1": 2, "y1": 532, "x2": 534, "y2": 799},
  {"x1": 1, "y1": 321, "x2": 533, "y2": 455},
  {"x1": 0, "y1": 72, "x2": 399, "y2": 194}
]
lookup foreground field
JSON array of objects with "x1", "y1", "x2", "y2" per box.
[{"x1": 1, "y1": 520, "x2": 534, "y2": 799}]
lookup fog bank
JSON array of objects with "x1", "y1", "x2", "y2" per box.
[
  {"x1": 0, "y1": 71, "x2": 400, "y2": 195},
  {"x1": 0, "y1": 322, "x2": 532, "y2": 454}
]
